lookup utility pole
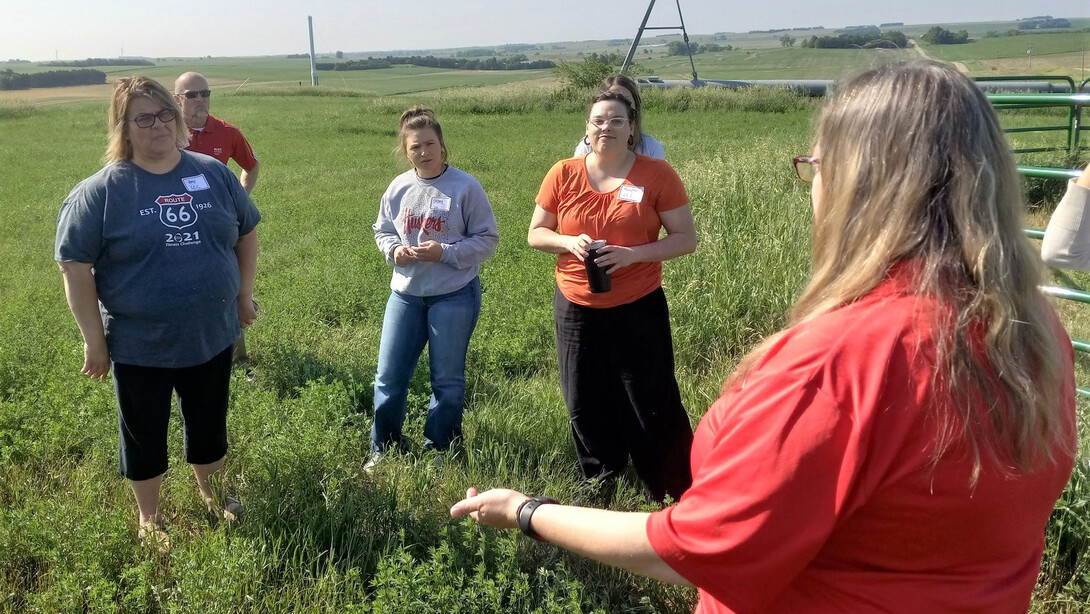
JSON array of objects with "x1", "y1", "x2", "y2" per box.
[{"x1": 308, "y1": 16, "x2": 319, "y2": 86}]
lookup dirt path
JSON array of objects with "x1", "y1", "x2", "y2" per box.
[{"x1": 908, "y1": 39, "x2": 969, "y2": 73}]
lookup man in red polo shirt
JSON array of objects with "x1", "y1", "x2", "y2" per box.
[
  {"x1": 175, "y1": 71, "x2": 261, "y2": 365},
  {"x1": 174, "y1": 72, "x2": 260, "y2": 194}
]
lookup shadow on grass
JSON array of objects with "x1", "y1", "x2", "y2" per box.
[{"x1": 256, "y1": 344, "x2": 372, "y2": 410}]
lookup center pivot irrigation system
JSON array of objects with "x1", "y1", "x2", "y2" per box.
[
  {"x1": 621, "y1": 0, "x2": 700, "y2": 82},
  {"x1": 619, "y1": 1, "x2": 1079, "y2": 96}
]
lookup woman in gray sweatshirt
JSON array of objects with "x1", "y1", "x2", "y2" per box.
[{"x1": 368, "y1": 107, "x2": 499, "y2": 468}]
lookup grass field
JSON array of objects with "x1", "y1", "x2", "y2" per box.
[{"x1": 1, "y1": 79, "x2": 1089, "y2": 612}]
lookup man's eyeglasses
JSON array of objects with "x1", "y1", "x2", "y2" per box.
[
  {"x1": 793, "y1": 156, "x2": 821, "y2": 182},
  {"x1": 130, "y1": 108, "x2": 177, "y2": 128},
  {"x1": 181, "y1": 89, "x2": 211, "y2": 99},
  {"x1": 588, "y1": 117, "x2": 629, "y2": 129}
]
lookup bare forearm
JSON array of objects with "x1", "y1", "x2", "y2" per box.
[
  {"x1": 1042, "y1": 180, "x2": 1090, "y2": 270},
  {"x1": 240, "y1": 162, "x2": 259, "y2": 193},
  {"x1": 528, "y1": 226, "x2": 577, "y2": 254},
  {"x1": 451, "y1": 488, "x2": 691, "y2": 586},
  {"x1": 628, "y1": 230, "x2": 697, "y2": 264},
  {"x1": 59, "y1": 263, "x2": 105, "y2": 345},
  {"x1": 530, "y1": 505, "x2": 692, "y2": 586},
  {"x1": 235, "y1": 229, "x2": 258, "y2": 298}
]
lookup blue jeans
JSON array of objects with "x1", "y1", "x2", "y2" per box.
[{"x1": 371, "y1": 277, "x2": 481, "y2": 452}]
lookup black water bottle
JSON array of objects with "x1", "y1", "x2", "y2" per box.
[{"x1": 585, "y1": 239, "x2": 611, "y2": 293}]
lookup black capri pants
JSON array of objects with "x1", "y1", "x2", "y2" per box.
[
  {"x1": 112, "y1": 345, "x2": 233, "y2": 481},
  {"x1": 554, "y1": 286, "x2": 694, "y2": 502}
]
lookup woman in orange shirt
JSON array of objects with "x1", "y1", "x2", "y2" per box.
[{"x1": 527, "y1": 91, "x2": 697, "y2": 502}]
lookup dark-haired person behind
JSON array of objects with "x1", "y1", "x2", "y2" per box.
[
  {"x1": 573, "y1": 74, "x2": 665, "y2": 159},
  {"x1": 529, "y1": 91, "x2": 696, "y2": 502},
  {"x1": 453, "y1": 61, "x2": 1076, "y2": 613},
  {"x1": 367, "y1": 107, "x2": 498, "y2": 469},
  {"x1": 56, "y1": 76, "x2": 260, "y2": 549}
]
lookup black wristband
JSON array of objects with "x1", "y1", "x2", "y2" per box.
[{"x1": 516, "y1": 496, "x2": 559, "y2": 541}]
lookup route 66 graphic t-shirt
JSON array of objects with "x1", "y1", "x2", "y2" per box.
[{"x1": 55, "y1": 151, "x2": 261, "y2": 367}]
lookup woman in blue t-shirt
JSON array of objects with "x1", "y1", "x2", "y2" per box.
[{"x1": 55, "y1": 76, "x2": 260, "y2": 550}]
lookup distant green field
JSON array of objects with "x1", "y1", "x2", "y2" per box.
[
  {"x1": 922, "y1": 30, "x2": 1090, "y2": 62},
  {"x1": 7, "y1": 56, "x2": 312, "y2": 80},
  {"x1": 7, "y1": 58, "x2": 553, "y2": 96},
  {"x1": 639, "y1": 47, "x2": 916, "y2": 80}
]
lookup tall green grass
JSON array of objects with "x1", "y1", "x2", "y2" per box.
[{"x1": 0, "y1": 85, "x2": 1087, "y2": 612}]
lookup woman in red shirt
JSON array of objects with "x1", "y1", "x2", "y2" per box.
[{"x1": 452, "y1": 61, "x2": 1076, "y2": 613}]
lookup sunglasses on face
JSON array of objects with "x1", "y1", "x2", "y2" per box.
[
  {"x1": 130, "y1": 107, "x2": 177, "y2": 128},
  {"x1": 181, "y1": 89, "x2": 211, "y2": 99},
  {"x1": 793, "y1": 156, "x2": 821, "y2": 182}
]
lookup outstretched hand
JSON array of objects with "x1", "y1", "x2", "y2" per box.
[{"x1": 450, "y1": 487, "x2": 528, "y2": 529}]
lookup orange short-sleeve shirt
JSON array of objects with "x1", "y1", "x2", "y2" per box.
[{"x1": 535, "y1": 155, "x2": 689, "y2": 308}]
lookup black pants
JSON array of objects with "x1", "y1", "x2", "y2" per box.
[
  {"x1": 554, "y1": 287, "x2": 693, "y2": 502},
  {"x1": 112, "y1": 345, "x2": 233, "y2": 481}
]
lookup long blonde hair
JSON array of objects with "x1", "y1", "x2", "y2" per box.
[
  {"x1": 734, "y1": 61, "x2": 1065, "y2": 479},
  {"x1": 105, "y1": 76, "x2": 188, "y2": 164}
]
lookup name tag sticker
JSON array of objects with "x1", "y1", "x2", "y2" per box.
[
  {"x1": 182, "y1": 174, "x2": 210, "y2": 191},
  {"x1": 618, "y1": 185, "x2": 645, "y2": 203},
  {"x1": 431, "y1": 196, "x2": 452, "y2": 211}
]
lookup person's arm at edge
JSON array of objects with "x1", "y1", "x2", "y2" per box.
[
  {"x1": 450, "y1": 487, "x2": 693, "y2": 586},
  {"x1": 1042, "y1": 169, "x2": 1090, "y2": 269},
  {"x1": 644, "y1": 135, "x2": 666, "y2": 160},
  {"x1": 58, "y1": 261, "x2": 110, "y2": 380},
  {"x1": 593, "y1": 204, "x2": 696, "y2": 273},
  {"x1": 235, "y1": 229, "x2": 258, "y2": 327},
  {"x1": 239, "y1": 159, "x2": 260, "y2": 194},
  {"x1": 527, "y1": 204, "x2": 593, "y2": 260}
]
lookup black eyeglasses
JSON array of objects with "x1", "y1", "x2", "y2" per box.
[
  {"x1": 181, "y1": 89, "x2": 211, "y2": 99},
  {"x1": 793, "y1": 156, "x2": 820, "y2": 182},
  {"x1": 129, "y1": 108, "x2": 177, "y2": 128}
]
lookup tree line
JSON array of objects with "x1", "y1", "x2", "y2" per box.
[
  {"x1": 317, "y1": 55, "x2": 554, "y2": 71},
  {"x1": 920, "y1": 27, "x2": 970, "y2": 45},
  {"x1": 799, "y1": 30, "x2": 908, "y2": 49},
  {"x1": 665, "y1": 41, "x2": 732, "y2": 56},
  {"x1": 1017, "y1": 17, "x2": 1071, "y2": 29},
  {"x1": 0, "y1": 69, "x2": 107, "y2": 90},
  {"x1": 42, "y1": 58, "x2": 153, "y2": 67}
]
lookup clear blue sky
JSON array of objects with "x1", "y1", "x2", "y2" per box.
[{"x1": 4, "y1": 0, "x2": 1088, "y2": 61}]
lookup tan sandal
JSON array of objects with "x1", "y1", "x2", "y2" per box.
[
  {"x1": 209, "y1": 496, "x2": 244, "y2": 523},
  {"x1": 138, "y1": 517, "x2": 170, "y2": 553},
  {"x1": 222, "y1": 496, "x2": 244, "y2": 522}
]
